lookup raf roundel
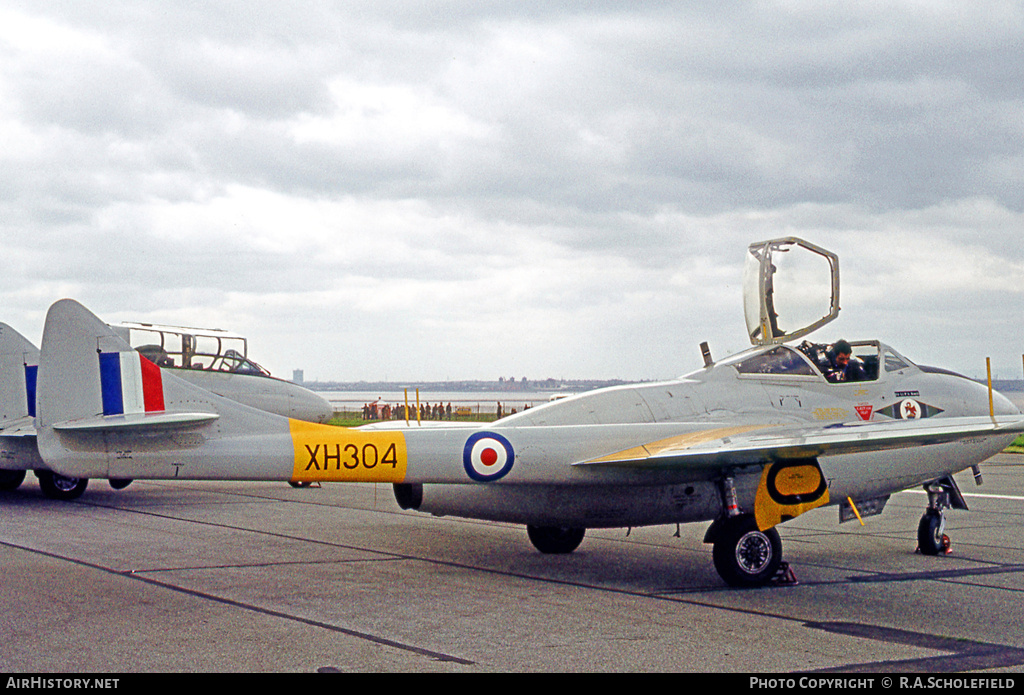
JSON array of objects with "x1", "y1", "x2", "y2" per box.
[{"x1": 463, "y1": 432, "x2": 515, "y2": 482}]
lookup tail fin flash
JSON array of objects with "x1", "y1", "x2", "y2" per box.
[{"x1": 99, "y1": 350, "x2": 166, "y2": 416}]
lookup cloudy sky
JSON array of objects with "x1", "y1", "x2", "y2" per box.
[{"x1": 2, "y1": 1, "x2": 1022, "y2": 382}]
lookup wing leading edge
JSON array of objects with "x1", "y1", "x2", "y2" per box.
[{"x1": 574, "y1": 416, "x2": 1024, "y2": 469}]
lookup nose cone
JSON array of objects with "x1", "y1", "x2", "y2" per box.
[
  {"x1": 921, "y1": 367, "x2": 1021, "y2": 418},
  {"x1": 965, "y1": 376, "x2": 1019, "y2": 417},
  {"x1": 292, "y1": 391, "x2": 335, "y2": 423},
  {"x1": 994, "y1": 388, "x2": 1022, "y2": 416}
]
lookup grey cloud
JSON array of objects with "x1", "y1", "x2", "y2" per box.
[{"x1": 2, "y1": 2, "x2": 1022, "y2": 380}]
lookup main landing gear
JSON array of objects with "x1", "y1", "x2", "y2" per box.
[
  {"x1": 522, "y1": 478, "x2": 791, "y2": 587},
  {"x1": 709, "y1": 514, "x2": 784, "y2": 587},
  {"x1": 917, "y1": 509, "x2": 950, "y2": 556},
  {"x1": 35, "y1": 470, "x2": 89, "y2": 501},
  {"x1": 0, "y1": 470, "x2": 27, "y2": 491},
  {"x1": 2, "y1": 471, "x2": 134, "y2": 500},
  {"x1": 526, "y1": 525, "x2": 586, "y2": 554},
  {"x1": 705, "y1": 474, "x2": 792, "y2": 588},
  {"x1": 524, "y1": 516, "x2": 788, "y2": 587}
]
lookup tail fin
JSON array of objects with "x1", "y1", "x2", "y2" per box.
[
  {"x1": 35, "y1": 299, "x2": 293, "y2": 480},
  {"x1": 0, "y1": 323, "x2": 40, "y2": 426}
]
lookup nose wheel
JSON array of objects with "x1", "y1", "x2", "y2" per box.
[
  {"x1": 917, "y1": 509, "x2": 951, "y2": 556},
  {"x1": 916, "y1": 476, "x2": 966, "y2": 556}
]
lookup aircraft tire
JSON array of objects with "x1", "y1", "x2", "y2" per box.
[
  {"x1": 0, "y1": 469, "x2": 26, "y2": 491},
  {"x1": 36, "y1": 471, "x2": 89, "y2": 501},
  {"x1": 526, "y1": 525, "x2": 586, "y2": 554},
  {"x1": 917, "y1": 510, "x2": 948, "y2": 556},
  {"x1": 109, "y1": 478, "x2": 133, "y2": 490},
  {"x1": 712, "y1": 515, "x2": 782, "y2": 588},
  {"x1": 289, "y1": 481, "x2": 312, "y2": 488}
]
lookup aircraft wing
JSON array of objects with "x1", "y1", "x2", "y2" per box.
[{"x1": 574, "y1": 415, "x2": 1024, "y2": 469}]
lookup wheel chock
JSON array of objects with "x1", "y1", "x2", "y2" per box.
[{"x1": 772, "y1": 561, "x2": 799, "y2": 586}]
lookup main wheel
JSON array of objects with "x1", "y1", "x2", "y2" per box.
[
  {"x1": 109, "y1": 478, "x2": 133, "y2": 490},
  {"x1": 36, "y1": 471, "x2": 88, "y2": 501},
  {"x1": 712, "y1": 515, "x2": 783, "y2": 588},
  {"x1": 526, "y1": 525, "x2": 586, "y2": 554},
  {"x1": 917, "y1": 510, "x2": 949, "y2": 555},
  {"x1": 0, "y1": 469, "x2": 26, "y2": 491}
]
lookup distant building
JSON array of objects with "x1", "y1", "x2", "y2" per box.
[{"x1": 292, "y1": 369, "x2": 304, "y2": 384}]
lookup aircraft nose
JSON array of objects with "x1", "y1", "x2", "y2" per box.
[
  {"x1": 996, "y1": 389, "x2": 1022, "y2": 415},
  {"x1": 293, "y1": 393, "x2": 336, "y2": 423},
  {"x1": 934, "y1": 370, "x2": 1021, "y2": 417},
  {"x1": 982, "y1": 383, "x2": 1020, "y2": 417},
  {"x1": 318, "y1": 402, "x2": 335, "y2": 423}
]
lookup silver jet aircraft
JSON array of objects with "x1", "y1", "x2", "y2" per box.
[
  {"x1": 1, "y1": 320, "x2": 333, "y2": 500},
  {"x1": 30, "y1": 238, "x2": 1024, "y2": 586}
]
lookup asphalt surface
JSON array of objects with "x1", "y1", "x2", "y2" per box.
[{"x1": 1, "y1": 454, "x2": 1022, "y2": 673}]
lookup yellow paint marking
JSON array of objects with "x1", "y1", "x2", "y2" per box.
[
  {"x1": 289, "y1": 419, "x2": 407, "y2": 483},
  {"x1": 587, "y1": 425, "x2": 775, "y2": 464},
  {"x1": 847, "y1": 496, "x2": 866, "y2": 526},
  {"x1": 773, "y1": 464, "x2": 822, "y2": 496},
  {"x1": 754, "y1": 460, "x2": 829, "y2": 530}
]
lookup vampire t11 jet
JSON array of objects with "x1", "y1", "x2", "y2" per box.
[
  {"x1": 31, "y1": 238, "x2": 1024, "y2": 586},
  {"x1": 1, "y1": 320, "x2": 333, "y2": 500}
]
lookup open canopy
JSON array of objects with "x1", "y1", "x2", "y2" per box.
[{"x1": 743, "y1": 237, "x2": 840, "y2": 346}]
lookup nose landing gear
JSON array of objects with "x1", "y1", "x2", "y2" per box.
[
  {"x1": 917, "y1": 509, "x2": 951, "y2": 556},
  {"x1": 916, "y1": 475, "x2": 968, "y2": 556}
]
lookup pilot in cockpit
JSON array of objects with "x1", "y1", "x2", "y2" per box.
[{"x1": 824, "y1": 339, "x2": 866, "y2": 383}]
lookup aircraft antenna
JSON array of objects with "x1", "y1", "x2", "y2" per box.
[
  {"x1": 986, "y1": 357, "x2": 994, "y2": 420},
  {"x1": 700, "y1": 342, "x2": 714, "y2": 368}
]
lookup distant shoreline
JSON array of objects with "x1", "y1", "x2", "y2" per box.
[
  {"x1": 302, "y1": 378, "x2": 640, "y2": 393},
  {"x1": 302, "y1": 378, "x2": 1024, "y2": 393}
]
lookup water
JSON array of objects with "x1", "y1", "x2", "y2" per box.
[
  {"x1": 1009, "y1": 393, "x2": 1024, "y2": 412},
  {"x1": 317, "y1": 390, "x2": 569, "y2": 416},
  {"x1": 318, "y1": 387, "x2": 1024, "y2": 417}
]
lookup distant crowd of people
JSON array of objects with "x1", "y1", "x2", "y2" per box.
[
  {"x1": 361, "y1": 401, "x2": 452, "y2": 421},
  {"x1": 359, "y1": 401, "x2": 531, "y2": 421}
]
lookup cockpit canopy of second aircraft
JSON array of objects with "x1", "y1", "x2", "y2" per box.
[{"x1": 111, "y1": 323, "x2": 271, "y2": 377}]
